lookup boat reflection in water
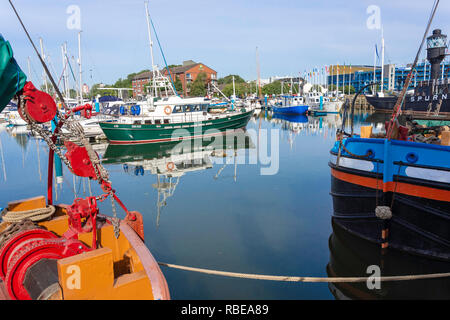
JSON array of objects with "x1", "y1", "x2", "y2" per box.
[
  {"x1": 101, "y1": 129, "x2": 255, "y2": 226},
  {"x1": 327, "y1": 219, "x2": 450, "y2": 300},
  {"x1": 269, "y1": 111, "x2": 344, "y2": 145}
]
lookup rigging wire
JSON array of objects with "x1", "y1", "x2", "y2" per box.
[
  {"x1": 387, "y1": 0, "x2": 440, "y2": 139},
  {"x1": 147, "y1": 12, "x2": 179, "y2": 97}
]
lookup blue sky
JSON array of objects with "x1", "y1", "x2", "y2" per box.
[{"x1": 1, "y1": 0, "x2": 449, "y2": 87}]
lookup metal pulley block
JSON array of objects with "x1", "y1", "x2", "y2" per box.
[
  {"x1": 64, "y1": 141, "x2": 98, "y2": 179},
  {"x1": 20, "y1": 81, "x2": 57, "y2": 123}
]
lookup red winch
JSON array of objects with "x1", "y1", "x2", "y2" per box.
[
  {"x1": 64, "y1": 196, "x2": 99, "y2": 249},
  {"x1": 3, "y1": 80, "x2": 143, "y2": 300},
  {"x1": 0, "y1": 195, "x2": 108, "y2": 300},
  {"x1": 0, "y1": 222, "x2": 90, "y2": 300}
]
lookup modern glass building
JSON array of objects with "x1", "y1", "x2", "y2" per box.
[{"x1": 327, "y1": 61, "x2": 450, "y2": 93}]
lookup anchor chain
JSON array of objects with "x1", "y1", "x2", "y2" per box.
[{"x1": 17, "y1": 94, "x2": 120, "y2": 238}]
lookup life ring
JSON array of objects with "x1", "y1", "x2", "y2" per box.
[
  {"x1": 166, "y1": 162, "x2": 175, "y2": 171},
  {"x1": 164, "y1": 106, "x2": 172, "y2": 115}
]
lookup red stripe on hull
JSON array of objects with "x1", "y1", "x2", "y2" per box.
[{"x1": 331, "y1": 168, "x2": 450, "y2": 202}]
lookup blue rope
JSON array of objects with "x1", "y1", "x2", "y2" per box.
[
  {"x1": 148, "y1": 15, "x2": 179, "y2": 97},
  {"x1": 65, "y1": 54, "x2": 77, "y2": 82},
  {"x1": 16, "y1": 65, "x2": 20, "y2": 92}
]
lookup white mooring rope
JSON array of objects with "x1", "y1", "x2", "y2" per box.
[{"x1": 157, "y1": 262, "x2": 450, "y2": 283}]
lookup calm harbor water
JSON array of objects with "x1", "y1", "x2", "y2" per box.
[{"x1": 1, "y1": 111, "x2": 449, "y2": 300}]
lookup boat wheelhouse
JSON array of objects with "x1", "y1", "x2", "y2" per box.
[{"x1": 305, "y1": 92, "x2": 343, "y2": 114}]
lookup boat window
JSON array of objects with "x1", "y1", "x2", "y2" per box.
[
  {"x1": 163, "y1": 119, "x2": 170, "y2": 124},
  {"x1": 174, "y1": 106, "x2": 183, "y2": 113},
  {"x1": 202, "y1": 104, "x2": 208, "y2": 111},
  {"x1": 144, "y1": 120, "x2": 152, "y2": 124},
  {"x1": 133, "y1": 120, "x2": 141, "y2": 125},
  {"x1": 193, "y1": 105, "x2": 202, "y2": 112},
  {"x1": 184, "y1": 105, "x2": 192, "y2": 112},
  {"x1": 155, "y1": 119, "x2": 161, "y2": 124}
]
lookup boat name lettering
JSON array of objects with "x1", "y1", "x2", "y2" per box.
[{"x1": 411, "y1": 93, "x2": 448, "y2": 102}]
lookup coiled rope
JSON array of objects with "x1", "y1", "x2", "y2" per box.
[
  {"x1": 157, "y1": 262, "x2": 450, "y2": 283},
  {"x1": 1, "y1": 205, "x2": 56, "y2": 223}
]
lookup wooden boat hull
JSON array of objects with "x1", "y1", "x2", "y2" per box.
[
  {"x1": 99, "y1": 110, "x2": 253, "y2": 145},
  {"x1": 329, "y1": 137, "x2": 450, "y2": 261},
  {"x1": 327, "y1": 219, "x2": 450, "y2": 300},
  {"x1": 365, "y1": 94, "x2": 450, "y2": 116}
]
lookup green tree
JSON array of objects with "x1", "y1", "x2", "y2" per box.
[
  {"x1": 174, "y1": 77, "x2": 183, "y2": 95},
  {"x1": 261, "y1": 81, "x2": 293, "y2": 95},
  {"x1": 190, "y1": 72, "x2": 207, "y2": 96},
  {"x1": 218, "y1": 74, "x2": 246, "y2": 85},
  {"x1": 342, "y1": 85, "x2": 356, "y2": 94},
  {"x1": 222, "y1": 82, "x2": 249, "y2": 97}
]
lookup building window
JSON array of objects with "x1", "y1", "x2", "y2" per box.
[{"x1": 186, "y1": 73, "x2": 192, "y2": 79}]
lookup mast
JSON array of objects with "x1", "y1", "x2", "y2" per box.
[
  {"x1": 61, "y1": 45, "x2": 66, "y2": 99},
  {"x1": 256, "y1": 46, "x2": 262, "y2": 99},
  {"x1": 27, "y1": 56, "x2": 32, "y2": 83},
  {"x1": 380, "y1": 27, "x2": 385, "y2": 94},
  {"x1": 373, "y1": 45, "x2": 376, "y2": 94},
  {"x1": 232, "y1": 75, "x2": 236, "y2": 109},
  {"x1": 336, "y1": 63, "x2": 339, "y2": 95},
  {"x1": 424, "y1": 59, "x2": 427, "y2": 81},
  {"x1": 78, "y1": 31, "x2": 83, "y2": 104},
  {"x1": 39, "y1": 38, "x2": 48, "y2": 93},
  {"x1": 348, "y1": 65, "x2": 352, "y2": 95},
  {"x1": 63, "y1": 42, "x2": 70, "y2": 99},
  {"x1": 145, "y1": 1, "x2": 157, "y2": 97}
]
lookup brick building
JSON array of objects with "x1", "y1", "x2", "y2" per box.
[
  {"x1": 132, "y1": 60, "x2": 217, "y2": 97},
  {"x1": 132, "y1": 71, "x2": 151, "y2": 97}
]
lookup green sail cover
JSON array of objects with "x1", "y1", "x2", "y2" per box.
[{"x1": 0, "y1": 34, "x2": 27, "y2": 112}]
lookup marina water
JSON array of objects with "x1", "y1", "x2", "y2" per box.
[{"x1": 1, "y1": 111, "x2": 449, "y2": 299}]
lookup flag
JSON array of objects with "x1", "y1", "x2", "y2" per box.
[{"x1": 375, "y1": 44, "x2": 379, "y2": 59}]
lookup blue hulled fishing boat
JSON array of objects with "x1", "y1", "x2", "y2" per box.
[
  {"x1": 329, "y1": 4, "x2": 450, "y2": 261},
  {"x1": 272, "y1": 95, "x2": 309, "y2": 115}
]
